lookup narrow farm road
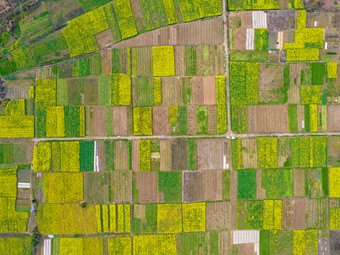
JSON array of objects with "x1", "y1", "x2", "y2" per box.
[{"x1": 222, "y1": 0, "x2": 232, "y2": 137}]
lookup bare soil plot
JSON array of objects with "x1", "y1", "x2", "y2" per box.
[
  {"x1": 93, "y1": 106, "x2": 106, "y2": 136},
  {"x1": 204, "y1": 171, "x2": 222, "y2": 201},
  {"x1": 115, "y1": 18, "x2": 223, "y2": 47},
  {"x1": 183, "y1": 171, "x2": 204, "y2": 202},
  {"x1": 256, "y1": 169, "x2": 266, "y2": 199},
  {"x1": 327, "y1": 105, "x2": 340, "y2": 131},
  {"x1": 133, "y1": 140, "x2": 139, "y2": 172},
  {"x1": 258, "y1": 64, "x2": 284, "y2": 103},
  {"x1": 114, "y1": 140, "x2": 130, "y2": 171},
  {"x1": 238, "y1": 244, "x2": 256, "y2": 255},
  {"x1": 187, "y1": 105, "x2": 197, "y2": 134},
  {"x1": 101, "y1": 49, "x2": 112, "y2": 74},
  {"x1": 197, "y1": 139, "x2": 223, "y2": 170},
  {"x1": 241, "y1": 138, "x2": 257, "y2": 169},
  {"x1": 95, "y1": 29, "x2": 114, "y2": 49},
  {"x1": 153, "y1": 106, "x2": 170, "y2": 135},
  {"x1": 206, "y1": 202, "x2": 230, "y2": 231},
  {"x1": 192, "y1": 77, "x2": 216, "y2": 105},
  {"x1": 113, "y1": 106, "x2": 131, "y2": 136},
  {"x1": 207, "y1": 105, "x2": 217, "y2": 134},
  {"x1": 175, "y1": 46, "x2": 185, "y2": 76},
  {"x1": 248, "y1": 105, "x2": 288, "y2": 133},
  {"x1": 293, "y1": 169, "x2": 305, "y2": 197},
  {"x1": 267, "y1": 11, "x2": 296, "y2": 32},
  {"x1": 160, "y1": 140, "x2": 172, "y2": 171},
  {"x1": 282, "y1": 198, "x2": 306, "y2": 229},
  {"x1": 237, "y1": 12, "x2": 253, "y2": 28},
  {"x1": 136, "y1": 172, "x2": 158, "y2": 203},
  {"x1": 234, "y1": 29, "x2": 247, "y2": 50},
  {"x1": 172, "y1": 139, "x2": 187, "y2": 170}
]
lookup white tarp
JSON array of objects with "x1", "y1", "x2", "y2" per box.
[
  {"x1": 252, "y1": 11, "x2": 267, "y2": 28},
  {"x1": 246, "y1": 29, "x2": 254, "y2": 50}
]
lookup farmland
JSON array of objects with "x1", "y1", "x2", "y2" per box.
[{"x1": 0, "y1": 0, "x2": 340, "y2": 254}]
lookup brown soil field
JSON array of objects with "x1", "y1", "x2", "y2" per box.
[
  {"x1": 228, "y1": 12, "x2": 252, "y2": 28},
  {"x1": 172, "y1": 139, "x2": 187, "y2": 170},
  {"x1": 204, "y1": 171, "x2": 222, "y2": 201},
  {"x1": 136, "y1": 172, "x2": 158, "y2": 203},
  {"x1": 293, "y1": 169, "x2": 305, "y2": 197},
  {"x1": 258, "y1": 64, "x2": 284, "y2": 103},
  {"x1": 192, "y1": 77, "x2": 216, "y2": 105},
  {"x1": 187, "y1": 105, "x2": 197, "y2": 134},
  {"x1": 160, "y1": 140, "x2": 172, "y2": 171},
  {"x1": 153, "y1": 106, "x2": 170, "y2": 135},
  {"x1": 234, "y1": 28, "x2": 247, "y2": 50},
  {"x1": 327, "y1": 105, "x2": 340, "y2": 131},
  {"x1": 115, "y1": 18, "x2": 223, "y2": 48},
  {"x1": 207, "y1": 105, "x2": 217, "y2": 134},
  {"x1": 93, "y1": 106, "x2": 106, "y2": 136},
  {"x1": 206, "y1": 201, "x2": 230, "y2": 231},
  {"x1": 306, "y1": 199, "x2": 329, "y2": 229},
  {"x1": 175, "y1": 46, "x2": 185, "y2": 76},
  {"x1": 256, "y1": 169, "x2": 266, "y2": 199},
  {"x1": 183, "y1": 171, "x2": 204, "y2": 202},
  {"x1": 101, "y1": 49, "x2": 112, "y2": 74},
  {"x1": 230, "y1": 200, "x2": 237, "y2": 229},
  {"x1": 95, "y1": 29, "x2": 114, "y2": 49},
  {"x1": 241, "y1": 138, "x2": 257, "y2": 169},
  {"x1": 282, "y1": 198, "x2": 306, "y2": 229},
  {"x1": 133, "y1": 140, "x2": 139, "y2": 172},
  {"x1": 113, "y1": 106, "x2": 130, "y2": 136},
  {"x1": 197, "y1": 139, "x2": 223, "y2": 170},
  {"x1": 192, "y1": 77, "x2": 205, "y2": 105},
  {"x1": 26, "y1": 142, "x2": 34, "y2": 162},
  {"x1": 248, "y1": 105, "x2": 288, "y2": 133},
  {"x1": 238, "y1": 244, "x2": 256, "y2": 255},
  {"x1": 114, "y1": 140, "x2": 130, "y2": 171}
]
